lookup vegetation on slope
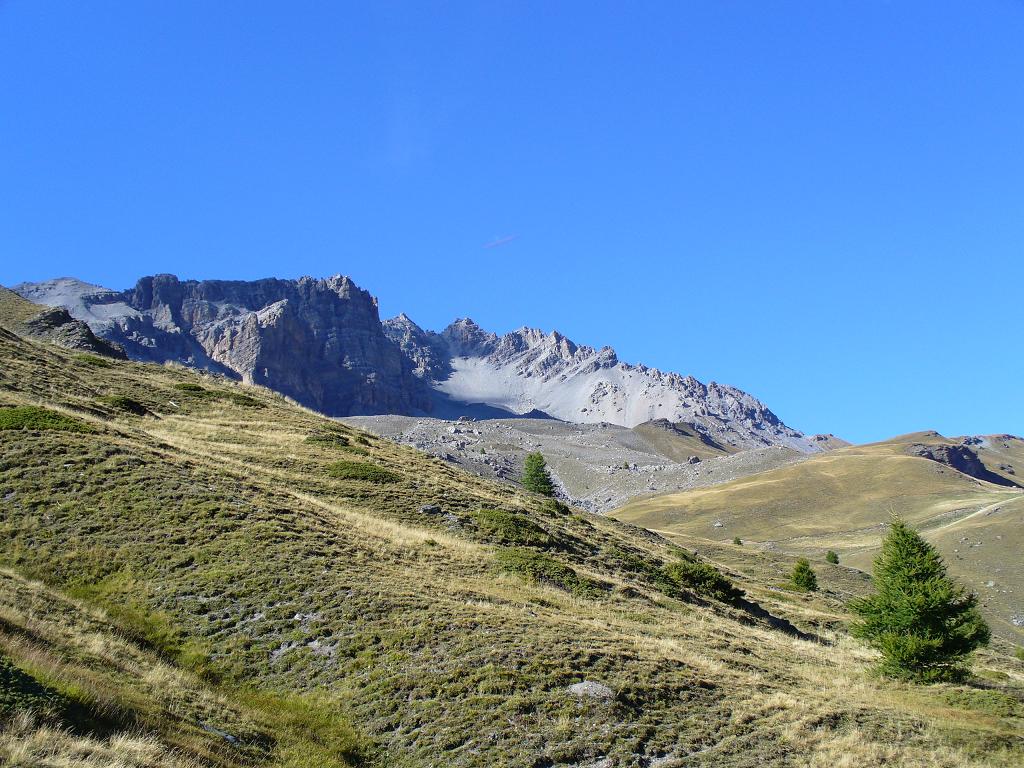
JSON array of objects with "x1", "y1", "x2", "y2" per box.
[
  {"x1": 0, "y1": 328, "x2": 1022, "y2": 766},
  {"x1": 614, "y1": 437, "x2": 1024, "y2": 641},
  {"x1": 852, "y1": 520, "x2": 990, "y2": 682}
]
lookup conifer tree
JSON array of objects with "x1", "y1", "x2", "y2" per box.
[
  {"x1": 521, "y1": 452, "x2": 554, "y2": 497},
  {"x1": 790, "y1": 558, "x2": 818, "y2": 592},
  {"x1": 850, "y1": 519, "x2": 989, "y2": 682}
]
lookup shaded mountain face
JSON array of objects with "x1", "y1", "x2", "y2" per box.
[{"x1": 15, "y1": 274, "x2": 817, "y2": 449}]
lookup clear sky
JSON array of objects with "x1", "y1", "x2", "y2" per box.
[{"x1": 2, "y1": 2, "x2": 1022, "y2": 443}]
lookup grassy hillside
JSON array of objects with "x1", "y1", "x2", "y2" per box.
[
  {"x1": 630, "y1": 420, "x2": 733, "y2": 462},
  {"x1": 0, "y1": 287, "x2": 46, "y2": 327},
  {"x1": 1, "y1": 328, "x2": 1023, "y2": 766},
  {"x1": 614, "y1": 437, "x2": 1024, "y2": 642}
]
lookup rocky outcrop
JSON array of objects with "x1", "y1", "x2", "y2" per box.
[
  {"x1": 910, "y1": 443, "x2": 1021, "y2": 488},
  {"x1": 21, "y1": 307, "x2": 126, "y2": 359},
  {"x1": 0, "y1": 286, "x2": 124, "y2": 358}
]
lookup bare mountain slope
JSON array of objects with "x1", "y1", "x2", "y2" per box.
[{"x1": 344, "y1": 414, "x2": 809, "y2": 513}]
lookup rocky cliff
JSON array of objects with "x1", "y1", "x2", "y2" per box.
[{"x1": 15, "y1": 275, "x2": 428, "y2": 416}]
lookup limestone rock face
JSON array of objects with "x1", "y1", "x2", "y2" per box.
[
  {"x1": 385, "y1": 315, "x2": 820, "y2": 452},
  {"x1": 17, "y1": 274, "x2": 428, "y2": 416}
]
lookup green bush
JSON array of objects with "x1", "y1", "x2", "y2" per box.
[
  {"x1": 790, "y1": 558, "x2": 818, "y2": 592},
  {"x1": 98, "y1": 395, "x2": 149, "y2": 416},
  {"x1": 495, "y1": 548, "x2": 600, "y2": 598},
  {"x1": 172, "y1": 382, "x2": 263, "y2": 407},
  {"x1": 0, "y1": 406, "x2": 95, "y2": 433},
  {"x1": 224, "y1": 391, "x2": 263, "y2": 408},
  {"x1": 732, "y1": 536, "x2": 742, "y2": 546},
  {"x1": 306, "y1": 431, "x2": 368, "y2": 454},
  {"x1": 73, "y1": 353, "x2": 114, "y2": 367},
  {"x1": 473, "y1": 508, "x2": 552, "y2": 548},
  {"x1": 326, "y1": 460, "x2": 400, "y2": 484},
  {"x1": 850, "y1": 519, "x2": 989, "y2": 682},
  {"x1": 660, "y1": 556, "x2": 744, "y2": 604},
  {"x1": 825, "y1": 550, "x2": 839, "y2": 565}
]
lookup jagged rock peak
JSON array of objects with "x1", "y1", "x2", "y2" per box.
[{"x1": 442, "y1": 318, "x2": 499, "y2": 357}]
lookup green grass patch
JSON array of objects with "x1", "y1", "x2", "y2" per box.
[
  {"x1": 941, "y1": 688, "x2": 1021, "y2": 719},
  {"x1": 495, "y1": 548, "x2": 601, "y2": 598},
  {"x1": 473, "y1": 508, "x2": 553, "y2": 548},
  {"x1": 0, "y1": 406, "x2": 95, "y2": 433},
  {"x1": 326, "y1": 460, "x2": 400, "y2": 484},
  {"x1": 241, "y1": 691, "x2": 373, "y2": 767},
  {"x1": 0, "y1": 651, "x2": 69, "y2": 717}
]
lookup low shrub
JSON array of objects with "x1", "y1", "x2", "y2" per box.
[
  {"x1": 98, "y1": 395, "x2": 149, "y2": 416},
  {"x1": 659, "y1": 554, "x2": 744, "y2": 604},
  {"x1": 306, "y1": 431, "x2": 368, "y2": 454},
  {"x1": 326, "y1": 460, "x2": 400, "y2": 484},
  {"x1": 495, "y1": 548, "x2": 601, "y2": 598},
  {"x1": 473, "y1": 508, "x2": 552, "y2": 548},
  {"x1": 825, "y1": 550, "x2": 839, "y2": 565},
  {"x1": 0, "y1": 406, "x2": 95, "y2": 433},
  {"x1": 73, "y1": 353, "x2": 113, "y2": 368},
  {"x1": 172, "y1": 382, "x2": 263, "y2": 408}
]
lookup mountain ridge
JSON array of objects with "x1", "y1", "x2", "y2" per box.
[{"x1": 14, "y1": 273, "x2": 820, "y2": 451}]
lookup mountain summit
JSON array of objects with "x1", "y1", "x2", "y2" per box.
[{"x1": 15, "y1": 273, "x2": 819, "y2": 451}]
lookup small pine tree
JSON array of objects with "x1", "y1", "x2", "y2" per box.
[
  {"x1": 825, "y1": 550, "x2": 839, "y2": 565},
  {"x1": 521, "y1": 452, "x2": 554, "y2": 497},
  {"x1": 850, "y1": 519, "x2": 989, "y2": 682},
  {"x1": 732, "y1": 536, "x2": 742, "y2": 546},
  {"x1": 790, "y1": 558, "x2": 818, "y2": 592}
]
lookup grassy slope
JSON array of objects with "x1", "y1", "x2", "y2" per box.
[
  {"x1": 0, "y1": 287, "x2": 45, "y2": 328},
  {"x1": 630, "y1": 421, "x2": 733, "y2": 462},
  {"x1": 0, "y1": 329, "x2": 1022, "y2": 766},
  {"x1": 614, "y1": 437, "x2": 1024, "y2": 642}
]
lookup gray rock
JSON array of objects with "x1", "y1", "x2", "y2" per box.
[
  {"x1": 567, "y1": 680, "x2": 614, "y2": 700},
  {"x1": 419, "y1": 504, "x2": 442, "y2": 515}
]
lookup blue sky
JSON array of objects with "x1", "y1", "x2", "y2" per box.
[{"x1": 1, "y1": 2, "x2": 1022, "y2": 443}]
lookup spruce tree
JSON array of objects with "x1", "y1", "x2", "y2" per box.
[
  {"x1": 521, "y1": 452, "x2": 554, "y2": 497},
  {"x1": 790, "y1": 558, "x2": 818, "y2": 591},
  {"x1": 850, "y1": 519, "x2": 989, "y2": 682}
]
